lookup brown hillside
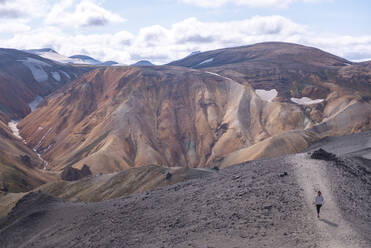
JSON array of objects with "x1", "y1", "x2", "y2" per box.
[
  {"x1": 0, "y1": 120, "x2": 57, "y2": 193},
  {"x1": 19, "y1": 52, "x2": 371, "y2": 173}
]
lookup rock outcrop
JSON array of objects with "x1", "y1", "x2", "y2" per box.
[
  {"x1": 310, "y1": 148, "x2": 337, "y2": 161},
  {"x1": 61, "y1": 165, "x2": 92, "y2": 181}
]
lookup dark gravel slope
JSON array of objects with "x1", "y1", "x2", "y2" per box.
[
  {"x1": 0, "y1": 132, "x2": 370, "y2": 248},
  {"x1": 0, "y1": 158, "x2": 317, "y2": 248}
]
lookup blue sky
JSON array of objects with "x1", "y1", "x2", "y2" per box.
[
  {"x1": 0, "y1": 0, "x2": 370, "y2": 64},
  {"x1": 109, "y1": 0, "x2": 370, "y2": 36}
]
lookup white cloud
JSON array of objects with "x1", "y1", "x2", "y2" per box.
[
  {"x1": 180, "y1": 0, "x2": 331, "y2": 8},
  {"x1": 45, "y1": 0, "x2": 125, "y2": 27},
  {"x1": 0, "y1": 19, "x2": 30, "y2": 33},
  {"x1": 0, "y1": 26, "x2": 134, "y2": 62},
  {"x1": 0, "y1": 0, "x2": 49, "y2": 18},
  {"x1": 0, "y1": 0, "x2": 48, "y2": 33},
  {"x1": 129, "y1": 16, "x2": 307, "y2": 62},
  {"x1": 304, "y1": 35, "x2": 371, "y2": 61},
  {"x1": 1, "y1": 15, "x2": 371, "y2": 64}
]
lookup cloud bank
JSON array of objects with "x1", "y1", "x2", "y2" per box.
[
  {"x1": 1, "y1": 15, "x2": 371, "y2": 64},
  {"x1": 0, "y1": 0, "x2": 369, "y2": 64},
  {"x1": 180, "y1": 0, "x2": 331, "y2": 8},
  {"x1": 45, "y1": 0, "x2": 125, "y2": 28},
  {"x1": 0, "y1": 0, "x2": 49, "y2": 19}
]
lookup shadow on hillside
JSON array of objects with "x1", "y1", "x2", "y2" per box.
[{"x1": 320, "y1": 218, "x2": 338, "y2": 227}]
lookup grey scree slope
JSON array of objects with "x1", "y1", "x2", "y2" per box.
[{"x1": 0, "y1": 132, "x2": 370, "y2": 248}]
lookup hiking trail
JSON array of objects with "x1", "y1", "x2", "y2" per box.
[{"x1": 288, "y1": 153, "x2": 366, "y2": 248}]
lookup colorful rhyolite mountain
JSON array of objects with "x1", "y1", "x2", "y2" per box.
[{"x1": 15, "y1": 42, "x2": 370, "y2": 176}]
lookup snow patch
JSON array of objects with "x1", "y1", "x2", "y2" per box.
[
  {"x1": 51, "y1": 71, "x2": 61, "y2": 81},
  {"x1": 43, "y1": 144, "x2": 53, "y2": 153},
  {"x1": 38, "y1": 51, "x2": 74, "y2": 64},
  {"x1": 35, "y1": 152, "x2": 48, "y2": 170},
  {"x1": 8, "y1": 118, "x2": 49, "y2": 169},
  {"x1": 255, "y1": 89, "x2": 278, "y2": 102},
  {"x1": 291, "y1": 97, "x2": 324, "y2": 105},
  {"x1": 205, "y1": 71, "x2": 233, "y2": 81},
  {"x1": 34, "y1": 128, "x2": 52, "y2": 151},
  {"x1": 69, "y1": 55, "x2": 101, "y2": 65},
  {"x1": 29, "y1": 96, "x2": 44, "y2": 112},
  {"x1": 60, "y1": 71, "x2": 71, "y2": 79},
  {"x1": 8, "y1": 120, "x2": 22, "y2": 140},
  {"x1": 198, "y1": 58, "x2": 214, "y2": 65},
  {"x1": 20, "y1": 57, "x2": 51, "y2": 83},
  {"x1": 22, "y1": 57, "x2": 51, "y2": 67}
]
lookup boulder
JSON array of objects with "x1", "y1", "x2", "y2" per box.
[
  {"x1": 20, "y1": 155, "x2": 32, "y2": 168},
  {"x1": 61, "y1": 164, "x2": 92, "y2": 181},
  {"x1": 310, "y1": 148, "x2": 337, "y2": 161}
]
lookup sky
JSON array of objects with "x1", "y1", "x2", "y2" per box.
[{"x1": 0, "y1": 0, "x2": 370, "y2": 64}]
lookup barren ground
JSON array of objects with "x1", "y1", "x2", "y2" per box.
[{"x1": 0, "y1": 131, "x2": 370, "y2": 248}]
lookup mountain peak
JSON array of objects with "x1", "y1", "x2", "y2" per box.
[
  {"x1": 68, "y1": 55, "x2": 101, "y2": 64},
  {"x1": 131, "y1": 60, "x2": 154, "y2": 66},
  {"x1": 25, "y1": 48, "x2": 58, "y2": 54}
]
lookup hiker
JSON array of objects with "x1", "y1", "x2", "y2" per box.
[{"x1": 315, "y1": 191, "x2": 324, "y2": 218}]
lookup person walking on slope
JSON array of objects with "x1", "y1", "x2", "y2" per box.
[{"x1": 315, "y1": 191, "x2": 324, "y2": 218}]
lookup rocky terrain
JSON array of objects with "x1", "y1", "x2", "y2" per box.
[
  {"x1": 37, "y1": 165, "x2": 215, "y2": 202},
  {"x1": 0, "y1": 165, "x2": 214, "y2": 220},
  {"x1": 0, "y1": 131, "x2": 370, "y2": 248}
]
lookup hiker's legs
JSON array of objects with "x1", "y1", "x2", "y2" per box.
[{"x1": 316, "y1": 204, "x2": 322, "y2": 217}]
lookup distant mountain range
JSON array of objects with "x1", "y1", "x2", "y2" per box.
[
  {"x1": 131, "y1": 60, "x2": 154, "y2": 66},
  {"x1": 24, "y1": 48, "x2": 119, "y2": 66}
]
